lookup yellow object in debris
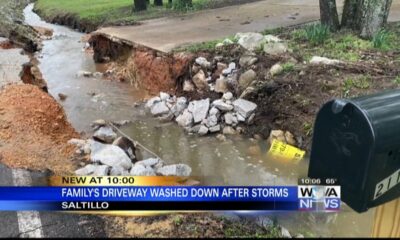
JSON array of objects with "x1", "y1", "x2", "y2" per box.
[{"x1": 267, "y1": 139, "x2": 305, "y2": 163}]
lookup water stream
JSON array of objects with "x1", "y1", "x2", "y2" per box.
[{"x1": 23, "y1": 3, "x2": 373, "y2": 237}]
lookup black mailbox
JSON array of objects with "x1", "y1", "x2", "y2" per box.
[{"x1": 309, "y1": 89, "x2": 400, "y2": 213}]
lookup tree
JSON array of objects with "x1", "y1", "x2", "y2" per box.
[
  {"x1": 341, "y1": 0, "x2": 359, "y2": 29},
  {"x1": 319, "y1": 0, "x2": 340, "y2": 31},
  {"x1": 133, "y1": 0, "x2": 147, "y2": 11},
  {"x1": 320, "y1": 0, "x2": 393, "y2": 38},
  {"x1": 357, "y1": 0, "x2": 393, "y2": 38}
]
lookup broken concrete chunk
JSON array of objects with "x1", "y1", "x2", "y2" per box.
[
  {"x1": 310, "y1": 56, "x2": 341, "y2": 65},
  {"x1": 75, "y1": 164, "x2": 97, "y2": 176},
  {"x1": 93, "y1": 126, "x2": 117, "y2": 143},
  {"x1": 195, "y1": 57, "x2": 211, "y2": 69},
  {"x1": 235, "y1": 32, "x2": 265, "y2": 51},
  {"x1": 130, "y1": 164, "x2": 156, "y2": 176},
  {"x1": 156, "y1": 164, "x2": 192, "y2": 177},
  {"x1": 233, "y1": 99, "x2": 257, "y2": 118},
  {"x1": 176, "y1": 109, "x2": 194, "y2": 127},
  {"x1": 223, "y1": 126, "x2": 236, "y2": 135},
  {"x1": 263, "y1": 42, "x2": 289, "y2": 55},
  {"x1": 151, "y1": 101, "x2": 170, "y2": 117},
  {"x1": 159, "y1": 92, "x2": 170, "y2": 101},
  {"x1": 212, "y1": 99, "x2": 234, "y2": 112},
  {"x1": 91, "y1": 144, "x2": 133, "y2": 170},
  {"x1": 198, "y1": 125, "x2": 209, "y2": 135},
  {"x1": 145, "y1": 96, "x2": 161, "y2": 109},
  {"x1": 190, "y1": 98, "x2": 210, "y2": 123},
  {"x1": 136, "y1": 158, "x2": 162, "y2": 168},
  {"x1": 209, "y1": 125, "x2": 221, "y2": 133},
  {"x1": 92, "y1": 165, "x2": 110, "y2": 176}
]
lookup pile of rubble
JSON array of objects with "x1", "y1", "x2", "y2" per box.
[
  {"x1": 146, "y1": 91, "x2": 257, "y2": 136},
  {"x1": 71, "y1": 120, "x2": 192, "y2": 177}
]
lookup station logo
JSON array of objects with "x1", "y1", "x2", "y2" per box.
[{"x1": 298, "y1": 186, "x2": 341, "y2": 211}]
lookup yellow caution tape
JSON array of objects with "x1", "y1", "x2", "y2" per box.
[{"x1": 267, "y1": 139, "x2": 305, "y2": 163}]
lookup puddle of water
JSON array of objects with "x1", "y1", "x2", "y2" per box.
[{"x1": 23, "y1": 3, "x2": 373, "y2": 237}]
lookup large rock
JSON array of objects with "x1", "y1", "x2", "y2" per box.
[
  {"x1": 270, "y1": 63, "x2": 283, "y2": 76},
  {"x1": 145, "y1": 96, "x2": 161, "y2": 109},
  {"x1": 215, "y1": 76, "x2": 229, "y2": 93},
  {"x1": 212, "y1": 99, "x2": 233, "y2": 112},
  {"x1": 310, "y1": 56, "x2": 341, "y2": 65},
  {"x1": 159, "y1": 92, "x2": 170, "y2": 101},
  {"x1": 264, "y1": 34, "x2": 282, "y2": 43},
  {"x1": 239, "y1": 55, "x2": 258, "y2": 67},
  {"x1": 268, "y1": 130, "x2": 296, "y2": 145},
  {"x1": 176, "y1": 109, "x2": 194, "y2": 127},
  {"x1": 263, "y1": 42, "x2": 288, "y2": 55},
  {"x1": 222, "y1": 62, "x2": 236, "y2": 76},
  {"x1": 113, "y1": 136, "x2": 136, "y2": 161},
  {"x1": 195, "y1": 57, "x2": 211, "y2": 69},
  {"x1": 156, "y1": 164, "x2": 192, "y2": 177},
  {"x1": 92, "y1": 165, "x2": 111, "y2": 176},
  {"x1": 136, "y1": 158, "x2": 162, "y2": 168},
  {"x1": 239, "y1": 69, "x2": 257, "y2": 89},
  {"x1": 183, "y1": 80, "x2": 195, "y2": 92},
  {"x1": 222, "y1": 92, "x2": 233, "y2": 101},
  {"x1": 170, "y1": 97, "x2": 187, "y2": 117},
  {"x1": 189, "y1": 99, "x2": 210, "y2": 123},
  {"x1": 75, "y1": 164, "x2": 97, "y2": 176},
  {"x1": 224, "y1": 112, "x2": 237, "y2": 125},
  {"x1": 110, "y1": 166, "x2": 129, "y2": 176},
  {"x1": 236, "y1": 32, "x2": 266, "y2": 51},
  {"x1": 233, "y1": 99, "x2": 257, "y2": 118},
  {"x1": 192, "y1": 69, "x2": 208, "y2": 91},
  {"x1": 130, "y1": 164, "x2": 156, "y2": 176},
  {"x1": 209, "y1": 125, "x2": 221, "y2": 133},
  {"x1": 91, "y1": 145, "x2": 133, "y2": 170},
  {"x1": 93, "y1": 126, "x2": 117, "y2": 143},
  {"x1": 223, "y1": 126, "x2": 236, "y2": 135},
  {"x1": 198, "y1": 125, "x2": 209, "y2": 135},
  {"x1": 151, "y1": 101, "x2": 170, "y2": 117},
  {"x1": 206, "y1": 114, "x2": 219, "y2": 127}
]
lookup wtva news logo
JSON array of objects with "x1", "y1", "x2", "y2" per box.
[{"x1": 298, "y1": 186, "x2": 341, "y2": 211}]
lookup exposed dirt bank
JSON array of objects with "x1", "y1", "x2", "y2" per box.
[
  {"x1": 0, "y1": 84, "x2": 79, "y2": 174},
  {"x1": 0, "y1": 0, "x2": 40, "y2": 52},
  {"x1": 90, "y1": 33, "x2": 193, "y2": 94}
]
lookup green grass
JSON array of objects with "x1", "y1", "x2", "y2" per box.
[
  {"x1": 304, "y1": 23, "x2": 330, "y2": 45},
  {"x1": 35, "y1": 0, "x2": 219, "y2": 28},
  {"x1": 342, "y1": 75, "x2": 371, "y2": 97}
]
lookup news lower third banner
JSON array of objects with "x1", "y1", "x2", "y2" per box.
[{"x1": 0, "y1": 177, "x2": 341, "y2": 212}]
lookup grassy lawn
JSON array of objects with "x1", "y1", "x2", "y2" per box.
[{"x1": 34, "y1": 0, "x2": 240, "y2": 29}]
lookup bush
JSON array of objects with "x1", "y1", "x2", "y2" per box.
[
  {"x1": 304, "y1": 23, "x2": 330, "y2": 45},
  {"x1": 171, "y1": 0, "x2": 193, "y2": 11}
]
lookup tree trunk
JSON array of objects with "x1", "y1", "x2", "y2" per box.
[
  {"x1": 134, "y1": 0, "x2": 147, "y2": 11},
  {"x1": 341, "y1": 0, "x2": 359, "y2": 29},
  {"x1": 154, "y1": 0, "x2": 163, "y2": 6},
  {"x1": 319, "y1": 0, "x2": 340, "y2": 31},
  {"x1": 358, "y1": 0, "x2": 393, "y2": 38}
]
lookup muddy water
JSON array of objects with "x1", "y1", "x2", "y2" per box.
[{"x1": 24, "y1": 4, "x2": 373, "y2": 237}]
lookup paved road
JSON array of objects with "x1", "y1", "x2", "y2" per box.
[
  {"x1": 0, "y1": 164, "x2": 107, "y2": 238},
  {"x1": 97, "y1": 0, "x2": 400, "y2": 53}
]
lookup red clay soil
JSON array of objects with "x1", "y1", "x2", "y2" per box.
[{"x1": 0, "y1": 85, "x2": 80, "y2": 174}]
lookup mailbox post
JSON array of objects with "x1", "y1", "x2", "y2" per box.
[{"x1": 308, "y1": 89, "x2": 400, "y2": 234}]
